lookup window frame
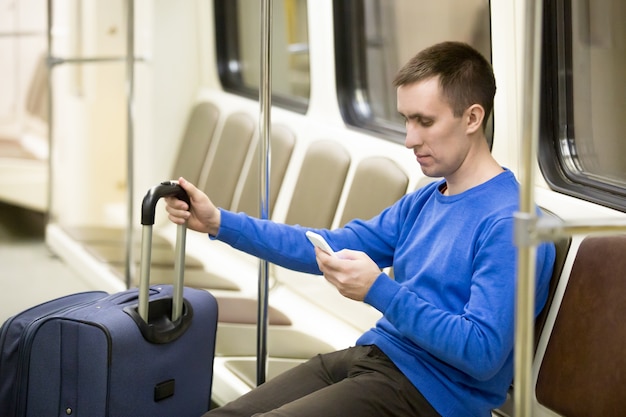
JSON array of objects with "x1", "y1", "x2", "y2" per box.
[
  {"x1": 333, "y1": 0, "x2": 494, "y2": 146},
  {"x1": 333, "y1": 0, "x2": 406, "y2": 142},
  {"x1": 213, "y1": 0, "x2": 309, "y2": 113},
  {"x1": 538, "y1": 0, "x2": 626, "y2": 212}
]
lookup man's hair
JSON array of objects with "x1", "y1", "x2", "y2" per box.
[{"x1": 393, "y1": 41, "x2": 496, "y2": 129}]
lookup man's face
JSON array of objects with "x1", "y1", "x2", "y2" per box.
[{"x1": 397, "y1": 77, "x2": 471, "y2": 179}]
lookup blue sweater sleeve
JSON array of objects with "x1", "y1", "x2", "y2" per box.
[{"x1": 215, "y1": 209, "x2": 325, "y2": 274}]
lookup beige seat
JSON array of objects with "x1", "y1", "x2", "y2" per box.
[
  {"x1": 199, "y1": 112, "x2": 256, "y2": 210},
  {"x1": 339, "y1": 156, "x2": 409, "y2": 226},
  {"x1": 284, "y1": 139, "x2": 351, "y2": 229},
  {"x1": 170, "y1": 101, "x2": 222, "y2": 184},
  {"x1": 278, "y1": 155, "x2": 408, "y2": 333},
  {"x1": 209, "y1": 138, "x2": 349, "y2": 318},
  {"x1": 235, "y1": 124, "x2": 296, "y2": 217},
  {"x1": 63, "y1": 102, "x2": 224, "y2": 286},
  {"x1": 0, "y1": 53, "x2": 49, "y2": 147},
  {"x1": 65, "y1": 101, "x2": 221, "y2": 245}
]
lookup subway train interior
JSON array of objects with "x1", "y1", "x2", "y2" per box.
[{"x1": 1, "y1": 0, "x2": 626, "y2": 415}]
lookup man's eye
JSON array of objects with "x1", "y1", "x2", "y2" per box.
[{"x1": 420, "y1": 119, "x2": 433, "y2": 127}]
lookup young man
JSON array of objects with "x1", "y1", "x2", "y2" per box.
[{"x1": 165, "y1": 41, "x2": 556, "y2": 417}]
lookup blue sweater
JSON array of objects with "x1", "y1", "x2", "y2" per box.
[{"x1": 214, "y1": 170, "x2": 556, "y2": 417}]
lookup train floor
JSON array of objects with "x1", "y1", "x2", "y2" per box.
[{"x1": 0, "y1": 202, "x2": 93, "y2": 324}]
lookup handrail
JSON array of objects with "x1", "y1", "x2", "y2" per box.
[
  {"x1": 0, "y1": 31, "x2": 47, "y2": 37},
  {"x1": 124, "y1": 0, "x2": 136, "y2": 290},
  {"x1": 256, "y1": 0, "x2": 273, "y2": 387},
  {"x1": 513, "y1": 0, "x2": 544, "y2": 415}
]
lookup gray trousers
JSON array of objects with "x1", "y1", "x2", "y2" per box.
[{"x1": 204, "y1": 345, "x2": 441, "y2": 417}]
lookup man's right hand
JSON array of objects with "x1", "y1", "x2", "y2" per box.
[{"x1": 165, "y1": 177, "x2": 221, "y2": 236}]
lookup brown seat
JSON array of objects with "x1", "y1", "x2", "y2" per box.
[{"x1": 536, "y1": 234, "x2": 626, "y2": 416}]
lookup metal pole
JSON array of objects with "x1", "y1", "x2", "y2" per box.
[
  {"x1": 45, "y1": 0, "x2": 54, "y2": 223},
  {"x1": 124, "y1": 0, "x2": 136, "y2": 289},
  {"x1": 257, "y1": 0, "x2": 273, "y2": 386},
  {"x1": 514, "y1": 0, "x2": 544, "y2": 416}
]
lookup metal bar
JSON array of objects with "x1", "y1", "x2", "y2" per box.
[
  {"x1": 172, "y1": 223, "x2": 187, "y2": 322},
  {"x1": 534, "y1": 217, "x2": 626, "y2": 241},
  {"x1": 138, "y1": 225, "x2": 153, "y2": 321},
  {"x1": 514, "y1": 0, "x2": 544, "y2": 416},
  {"x1": 47, "y1": 55, "x2": 145, "y2": 66},
  {"x1": 45, "y1": 0, "x2": 54, "y2": 222},
  {"x1": 256, "y1": 0, "x2": 273, "y2": 387},
  {"x1": 0, "y1": 31, "x2": 47, "y2": 37},
  {"x1": 124, "y1": 0, "x2": 136, "y2": 289}
]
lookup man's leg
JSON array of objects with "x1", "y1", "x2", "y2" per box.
[
  {"x1": 205, "y1": 345, "x2": 440, "y2": 417},
  {"x1": 205, "y1": 347, "x2": 365, "y2": 416}
]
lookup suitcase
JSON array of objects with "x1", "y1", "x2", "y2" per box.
[{"x1": 0, "y1": 181, "x2": 219, "y2": 417}]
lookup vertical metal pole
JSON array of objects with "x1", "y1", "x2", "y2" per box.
[
  {"x1": 124, "y1": 0, "x2": 135, "y2": 289},
  {"x1": 45, "y1": 0, "x2": 54, "y2": 223},
  {"x1": 514, "y1": 0, "x2": 544, "y2": 416},
  {"x1": 257, "y1": 0, "x2": 273, "y2": 386}
]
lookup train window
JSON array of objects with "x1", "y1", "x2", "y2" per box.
[
  {"x1": 334, "y1": 0, "x2": 492, "y2": 141},
  {"x1": 213, "y1": 0, "x2": 310, "y2": 112},
  {"x1": 540, "y1": 0, "x2": 626, "y2": 211}
]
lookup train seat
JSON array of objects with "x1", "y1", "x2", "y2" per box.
[
  {"x1": 63, "y1": 101, "x2": 221, "y2": 244},
  {"x1": 212, "y1": 154, "x2": 412, "y2": 391},
  {"x1": 62, "y1": 101, "x2": 224, "y2": 285},
  {"x1": 233, "y1": 123, "x2": 296, "y2": 218},
  {"x1": 274, "y1": 155, "x2": 410, "y2": 333},
  {"x1": 157, "y1": 122, "x2": 300, "y2": 297},
  {"x1": 202, "y1": 139, "x2": 354, "y2": 388},
  {"x1": 0, "y1": 54, "x2": 49, "y2": 211},
  {"x1": 337, "y1": 156, "x2": 409, "y2": 227},
  {"x1": 193, "y1": 138, "x2": 351, "y2": 307},
  {"x1": 532, "y1": 210, "x2": 571, "y2": 352},
  {"x1": 197, "y1": 111, "x2": 256, "y2": 210},
  {"x1": 495, "y1": 209, "x2": 571, "y2": 416},
  {"x1": 282, "y1": 139, "x2": 351, "y2": 229},
  {"x1": 535, "y1": 234, "x2": 626, "y2": 416}
]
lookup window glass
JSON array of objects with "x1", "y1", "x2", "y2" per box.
[
  {"x1": 335, "y1": 0, "x2": 492, "y2": 140},
  {"x1": 562, "y1": 0, "x2": 626, "y2": 187},
  {"x1": 541, "y1": 0, "x2": 626, "y2": 210},
  {"x1": 215, "y1": 0, "x2": 310, "y2": 111}
]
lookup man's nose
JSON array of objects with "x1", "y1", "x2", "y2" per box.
[{"x1": 404, "y1": 126, "x2": 422, "y2": 149}]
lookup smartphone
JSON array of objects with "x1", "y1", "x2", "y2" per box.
[{"x1": 305, "y1": 231, "x2": 337, "y2": 257}]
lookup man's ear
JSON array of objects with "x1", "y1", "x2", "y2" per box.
[{"x1": 465, "y1": 104, "x2": 485, "y2": 135}]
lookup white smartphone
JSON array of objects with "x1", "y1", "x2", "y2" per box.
[{"x1": 305, "y1": 231, "x2": 337, "y2": 257}]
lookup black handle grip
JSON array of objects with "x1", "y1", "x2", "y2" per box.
[{"x1": 141, "y1": 181, "x2": 191, "y2": 225}]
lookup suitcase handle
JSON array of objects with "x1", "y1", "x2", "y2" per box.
[
  {"x1": 141, "y1": 180, "x2": 191, "y2": 226},
  {"x1": 137, "y1": 181, "x2": 190, "y2": 329}
]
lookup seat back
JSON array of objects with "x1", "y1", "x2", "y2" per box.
[
  {"x1": 24, "y1": 53, "x2": 49, "y2": 124},
  {"x1": 284, "y1": 140, "x2": 350, "y2": 229},
  {"x1": 338, "y1": 156, "x2": 409, "y2": 226},
  {"x1": 536, "y1": 234, "x2": 626, "y2": 416},
  {"x1": 199, "y1": 112, "x2": 256, "y2": 210},
  {"x1": 235, "y1": 124, "x2": 296, "y2": 217},
  {"x1": 533, "y1": 209, "x2": 571, "y2": 352},
  {"x1": 170, "y1": 102, "x2": 220, "y2": 185}
]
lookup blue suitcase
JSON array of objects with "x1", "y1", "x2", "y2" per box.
[{"x1": 0, "y1": 182, "x2": 219, "y2": 417}]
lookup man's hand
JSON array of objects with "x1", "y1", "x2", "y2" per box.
[
  {"x1": 164, "y1": 177, "x2": 221, "y2": 236},
  {"x1": 314, "y1": 248, "x2": 381, "y2": 301}
]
